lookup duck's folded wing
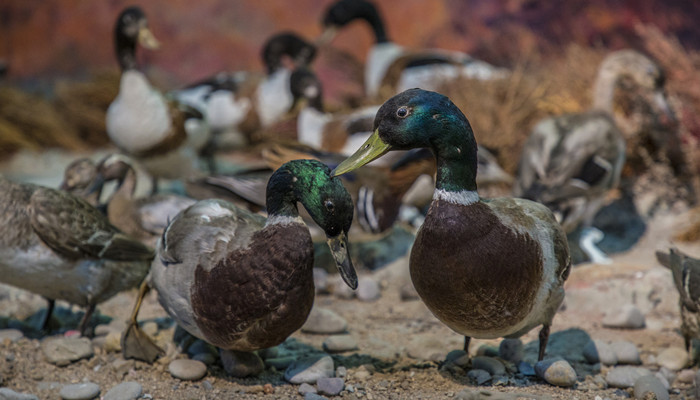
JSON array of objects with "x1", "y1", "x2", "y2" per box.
[
  {"x1": 136, "y1": 195, "x2": 197, "y2": 234},
  {"x1": 29, "y1": 187, "x2": 154, "y2": 261},
  {"x1": 658, "y1": 248, "x2": 700, "y2": 312}
]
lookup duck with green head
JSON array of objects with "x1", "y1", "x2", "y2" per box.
[
  {"x1": 122, "y1": 159, "x2": 357, "y2": 371},
  {"x1": 333, "y1": 89, "x2": 571, "y2": 361}
]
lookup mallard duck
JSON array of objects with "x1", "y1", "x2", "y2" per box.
[
  {"x1": 656, "y1": 248, "x2": 700, "y2": 356},
  {"x1": 513, "y1": 50, "x2": 671, "y2": 264},
  {"x1": 106, "y1": 6, "x2": 208, "y2": 190},
  {"x1": 319, "y1": 0, "x2": 506, "y2": 100},
  {"x1": 0, "y1": 177, "x2": 153, "y2": 335},
  {"x1": 332, "y1": 89, "x2": 571, "y2": 361},
  {"x1": 122, "y1": 159, "x2": 357, "y2": 367}
]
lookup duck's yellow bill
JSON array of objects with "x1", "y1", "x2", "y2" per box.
[
  {"x1": 138, "y1": 27, "x2": 161, "y2": 50},
  {"x1": 331, "y1": 129, "x2": 391, "y2": 177},
  {"x1": 326, "y1": 231, "x2": 357, "y2": 290}
]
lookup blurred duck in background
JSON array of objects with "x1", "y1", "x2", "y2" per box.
[
  {"x1": 514, "y1": 50, "x2": 674, "y2": 264},
  {"x1": 106, "y1": 6, "x2": 209, "y2": 192},
  {"x1": 318, "y1": 0, "x2": 506, "y2": 100},
  {"x1": 0, "y1": 177, "x2": 153, "y2": 336}
]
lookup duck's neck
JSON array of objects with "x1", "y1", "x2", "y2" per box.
[
  {"x1": 113, "y1": 167, "x2": 138, "y2": 202},
  {"x1": 432, "y1": 135, "x2": 479, "y2": 196},
  {"x1": 353, "y1": 3, "x2": 389, "y2": 43},
  {"x1": 592, "y1": 63, "x2": 622, "y2": 112},
  {"x1": 115, "y1": 34, "x2": 137, "y2": 71}
]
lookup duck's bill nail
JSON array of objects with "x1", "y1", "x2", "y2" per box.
[
  {"x1": 326, "y1": 232, "x2": 357, "y2": 290},
  {"x1": 138, "y1": 27, "x2": 161, "y2": 50},
  {"x1": 331, "y1": 129, "x2": 391, "y2": 177},
  {"x1": 86, "y1": 172, "x2": 106, "y2": 195},
  {"x1": 315, "y1": 26, "x2": 338, "y2": 46}
]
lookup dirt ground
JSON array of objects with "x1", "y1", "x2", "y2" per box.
[{"x1": 1, "y1": 151, "x2": 700, "y2": 400}]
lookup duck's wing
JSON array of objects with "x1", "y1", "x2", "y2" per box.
[
  {"x1": 656, "y1": 248, "x2": 700, "y2": 312},
  {"x1": 29, "y1": 187, "x2": 154, "y2": 261},
  {"x1": 135, "y1": 195, "x2": 197, "y2": 235}
]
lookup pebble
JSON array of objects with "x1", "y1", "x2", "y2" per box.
[
  {"x1": 323, "y1": 334, "x2": 358, "y2": 353},
  {"x1": 407, "y1": 336, "x2": 450, "y2": 362},
  {"x1": 219, "y1": 349, "x2": 264, "y2": 377},
  {"x1": 535, "y1": 359, "x2": 577, "y2": 387},
  {"x1": 313, "y1": 268, "x2": 329, "y2": 293},
  {"x1": 605, "y1": 366, "x2": 653, "y2": 388},
  {"x1": 191, "y1": 352, "x2": 216, "y2": 365},
  {"x1": 93, "y1": 324, "x2": 112, "y2": 337},
  {"x1": 0, "y1": 388, "x2": 39, "y2": 400},
  {"x1": 141, "y1": 321, "x2": 158, "y2": 336},
  {"x1": 301, "y1": 307, "x2": 348, "y2": 334},
  {"x1": 445, "y1": 350, "x2": 468, "y2": 367},
  {"x1": 41, "y1": 337, "x2": 94, "y2": 366},
  {"x1": 298, "y1": 383, "x2": 317, "y2": 395},
  {"x1": 356, "y1": 277, "x2": 381, "y2": 301},
  {"x1": 336, "y1": 366, "x2": 347, "y2": 378},
  {"x1": 103, "y1": 331, "x2": 122, "y2": 352},
  {"x1": 467, "y1": 369, "x2": 492, "y2": 385},
  {"x1": 330, "y1": 275, "x2": 356, "y2": 299},
  {"x1": 609, "y1": 341, "x2": 641, "y2": 365},
  {"x1": 399, "y1": 282, "x2": 420, "y2": 301},
  {"x1": 633, "y1": 375, "x2": 670, "y2": 400},
  {"x1": 583, "y1": 340, "x2": 618, "y2": 365},
  {"x1": 0, "y1": 329, "x2": 23, "y2": 342},
  {"x1": 517, "y1": 361, "x2": 536, "y2": 376},
  {"x1": 695, "y1": 371, "x2": 700, "y2": 399},
  {"x1": 168, "y1": 359, "x2": 207, "y2": 381},
  {"x1": 475, "y1": 345, "x2": 499, "y2": 358},
  {"x1": 102, "y1": 382, "x2": 142, "y2": 400},
  {"x1": 284, "y1": 355, "x2": 335, "y2": 384},
  {"x1": 59, "y1": 382, "x2": 100, "y2": 400},
  {"x1": 265, "y1": 356, "x2": 296, "y2": 370},
  {"x1": 257, "y1": 346, "x2": 279, "y2": 360},
  {"x1": 499, "y1": 339, "x2": 523, "y2": 364},
  {"x1": 602, "y1": 304, "x2": 645, "y2": 329},
  {"x1": 111, "y1": 359, "x2": 134, "y2": 377},
  {"x1": 317, "y1": 377, "x2": 345, "y2": 396},
  {"x1": 471, "y1": 356, "x2": 506, "y2": 376},
  {"x1": 656, "y1": 347, "x2": 688, "y2": 371},
  {"x1": 304, "y1": 393, "x2": 329, "y2": 400},
  {"x1": 676, "y1": 369, "x2": 695, "y2": 384}
]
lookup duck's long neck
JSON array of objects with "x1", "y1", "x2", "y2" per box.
[
  {"x1": 591, "y1": 64, "x2": 620, "y2": 112},
  {"x1": 366, "y1": 14, "x2": 388, "y2": 43},
  {"x1": 115, "y1": 35, "x2": 137, "y2": 71},
  {"x1": 265, "y1": 172, "x2": 302, "y2": 224},
  {"x1": 112, "y1": 167, "x2": 138, "y2": 202},
  {"x1": 432, "y1": 133, "x2": 479, "y2": 199}
]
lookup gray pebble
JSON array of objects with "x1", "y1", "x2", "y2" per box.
[
  {"x1": 93, "y1": 324, "x2": 112, "y2": 337},
  {"x1": 335, "y1": 366, "x2": 347, "y2": 378},
  {"x1": 304, "y1": 393, "x2": 329, "y2": 400},
  {"x1": 356, "y1": 277, "x2": 381, "y2": 301},
  {"x1": 322, "y1": 334, "x2": 358, "y2": 353},
  {"x1": 168, "y1": 359, "x2": 207, "y2": 381},
  {"x1": 602, "y1": 304, "x2": 645, "y2": 329},
  {"x1": 656, "y1": 347, "x2": 688, "y2": 371},
  {"x1": 406, "y1": 336, "x2": 449, "y2": 362},
  {"x1": 298, "y1": 383, "x2": 317, "y2": 395},
  {"x1": 265, "y1": 356, "x2": 296, "y2": 370},
  {"x1": 471, "y1": 356, "x2": 506, "y2": 376},
  {"x1": 605, "y1": 366, "x2": 653, "y2": 388},
  {"x1": 314, "y1": 268, "x2": 329, "y2": 293},
  {"x1": 535, "y1": 359, "x2": 577, "y2": 387},
  {"x1": 498, "y1": 339, "x2": 523, "y2": 364},
  {"x1": 111, "y1": 359, "x2": 134, "y2": 378},
  {"x1": 0, "y1": 329, "x2": 23, "y2": 342},
  {"x1": 467, "y1": 369, "x2": 492, "y2": 385},
  {"x1": 331, "y1": 275, "x2": 356, "y2": 299},
  {"x1": 202, "y1": 380, "x2": 213, "y2": 391},
  {"x1": 103, "y1": 382, "x2": 142, "y2": 400},
  {"x1": 187, "y1": 340, "x2": 217, "y2": 359},
  {"x1": 301, "y1": 307, "x2": 348, "y2": 334},
  {"x1": 653, "y1": 372, "x2": 670, "y2": 390},
  {"x1": 219, "y1": 349, "x2": 263, "y2": 378},
  {"x1": 475, "y1": 345, "x2": 499, "y2": 358},
  {"x1": 59, "y1": 382, "x2": 100, "y2": 400},
  {"x1": 285, "y1": 355, "x2": 335, "y2": 384},
  {"x1": 191, "y1": 352, "x2": 216, "y2": 365},
  {"x1": 656, "y1": 367, "x2": 676, "y2": 386},
  {"x1": 633, "y1": 375, "x2": 670, "y2": 400},
  {"x1": 41, "y1": 337, "x2": 94, "y2": 366},
  {"x1": 0, "y1": 388, "x2": 39, "y2": 400},
  {"x1": 676, "y1": 369, "x2": 695, "y2": 384},
  {"x1": 399, "y1": 282, "x2": 420, "y2": 301},
  {"x1": 317, "y1": 377, "x2": 345, "y2": 396},
  {"x1": 610, "y1": 341, "x2": 641, "y2": 365},
  {"x1": 583, "y1": 339, "x2": 617, "y2": 365},
  {"x1": 445, "y1": 350, "x2": 467, "y2": 364},
  {"x1": 517, "y1": 361, "x2": 535, "y2": 376}
]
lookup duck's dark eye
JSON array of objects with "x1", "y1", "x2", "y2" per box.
[
  {"x1": 396, "y1": 106, "x2": 409, "y2": 118},
  {"x1": 324, "y1": 200, "x2": 335, "y2": 212}
]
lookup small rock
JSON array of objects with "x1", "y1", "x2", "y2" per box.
[
  {"x1": 103, "y1": 382, "x2": 142, "y2": 400},
  {"x1": 471, "y1": 356, "x2": 506, "y2": 376},
  {"x1": 336, "y1": 366, "x2": 347, "y2": 378},
  {"x1": 475, "y1": 345, "x2": 499, "y2": 358},
  {"x1": 695, "y1": 370, "x2": 700, "y2": 399},
  {"x1": 399, "y1": 282, "x2": 420, "y2": 301},
  {"x1": 606, "y1": 366, "x2": 653, "y2": 388},
  {"x1": 583, "y1": 340, "x2": 618, "y2": 365},
  {"x1": 304, "y1": 393, "x2": 329, "y2": 400},
  {"x1": 168, "y1": 359, "x2": 207, "y2": 381},
  {"x1": 314, "y1": 268, "x2": 329, "y2": 293},
  {"x1": 41, "y1": 337, "x2": 94, "y2": 366},
  {"x1": 633, "y1": 375, "x2": 670, "y2": 400},
  {"x1": 284, "y1": 355, "x2": 335, "y2": 384},
  {"x1": 111, "y1": 359, "x2": 134, "y2": 377},
  {"x1": 445, "y1": 350, "x2": 467, "y2": 364},
  {"x1": 499, "y1": 339, "x2": 523, "y2": 364},
  {"x1": 301, "y1": 308, "x2": 348, "y2": 334},
  {"x1": 656, "y1": 347, "x2": 688, "y2": 371},
  {"x1": 93, "y1": 324, "x2": 112, "y2": 337},
  {"x1": 322, "y1": 334, "x2": 358, "y2": 353},
  {"x1": 298, "y1": 383, "x2": 317, "y2": 395},
  {"x1": 610, "y1": 341, "x2": 641, "y2": 365},
  {"x1": 59, "y1": 382, "x2": 100, "y2": 400},
  {"x1": 103, "y1": 332, "x2": 122, "y2": 353},
  {"x1": 517, "y1": 361, "x2": 535, "y2": 376},
  {"x1": 676, "y1": 369, "x2": 695, "y2": 384},
  {"x1": 330, "y1": 275, "x2": 356, "y2": 299},
  {"x1": 656, "y1": 367, "x2": 675, "y2": 386},
  {"x1": 602, "y1": 305, "x2": 645, "y2": 329},
  {"x1": 191, "y1": 352, "x2": 216, "y2": 365},
  {"x1": 353, "y1": 365, "x2": 372, "y2": 381},
  {"x1": 407, "y1": 336, "x2": 450, "y2": 362},
  {"x1": 317, "y1": 377, "x2": 345, "y2": 396},
  {"x1": 356, "y1": 277, "x2": 381, "y2": 301},
  {"x1": 219, "y1": 349, "x2": 264, "y2": 378},
  {"x1": 535, "y1": 359, "x2": 577, "y2": 387},
  {"x1": 0, "y1": 329, "x2": 23, "y2": 342},
  {"x1": 467, "y1": 369, "x2": 492, "y2": 385},
  {"x1": 265, "y1": 356, "x2": 296, "y2": 370},
  {"x1": 0, "y1": 388, "x2": 39, "y2": 400},
  {"x1": 653, "y1": 372, "x2": 670, "y2": 390},
  {"x1": 141, "y1": 321, "x2": 158, "y2": 336}
]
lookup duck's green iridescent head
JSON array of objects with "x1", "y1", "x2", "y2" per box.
[
  {"x1": 332, "y1": 89, "x2": 479, "y2": 192},
  {"x1": 267, "y1": 159, "x2": 357, "y2": 289}
]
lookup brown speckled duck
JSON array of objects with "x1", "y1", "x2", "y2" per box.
[
  {"x1": 332, "y1": 89, "x2": 571, "y2": 360},
  {"x1": 122, "y1": 159, "x2": 357, "y2": 368},
  {"x1": 0, "y1": 177, "x2": 153, "y2": 335}
]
